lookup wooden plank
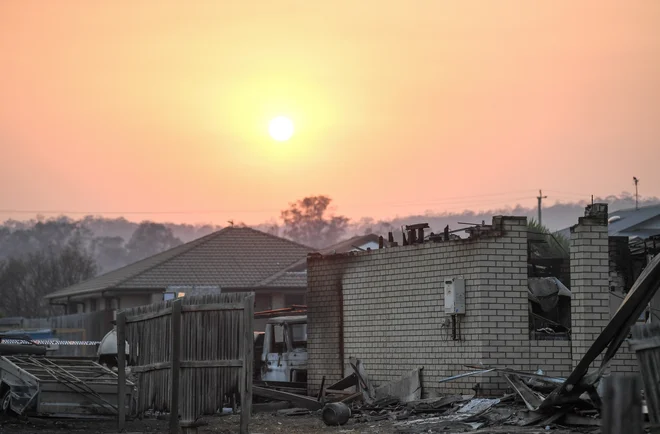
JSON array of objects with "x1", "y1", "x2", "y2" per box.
[
  {"x1": 131, "y1": 361, "x2": 172, "y2": 373},
  {"x1": 631, "y1": 323, "x2": 660, "y2": 425},
  {"x1": 325, "y1": 389, "x2": 356, "y2": 396},
  {"x1": 116, "y1": 311, "x2": 126, "y2": 432},
  {"x1": 602, "y1": 373, "x2": 641, "y2": 434},
  {"x1": 253, "y1": 386, "x2": 322, "y2": 411},
  {"x1": 181, "y1": 303, "x2": 245, "y2": 313},
  {"x1": 240, "y1": 294, "x2": 255, "y2": 434},
  {"x1": 170, "y1": 299, "x2": 182, "y2": 434},
  {"x1": 326, "y1": 373, "x2": 357, "y2": 391},
  {"x1": 132, "y1": 360, "x2": 243, "y2": 373},
  {"x1": 182, "y1": 360, "x2": 243, "y2": 368},
  {"x1": 125, "y1": 307, "x2": 173, "y2": 324},
  {"x1": 340, "y1": 392, "x2": 363, "y2": 405}
]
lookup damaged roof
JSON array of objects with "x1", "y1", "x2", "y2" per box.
[{"x1": 45, "y1": 227, "x2": 314, "y2": 301}]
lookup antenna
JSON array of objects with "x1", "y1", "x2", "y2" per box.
[
  {"x1": 537, "y1": 189, "x2": 548, "y2": 226},
  {"x1": 633, "y1": 177, "x2": 639, "y2": 210},
  {"x1": 228, "y1": 220, "x2": 234, "y2": 227}
]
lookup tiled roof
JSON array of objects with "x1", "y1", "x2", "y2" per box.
[
  {"x1": 261, "y1": 271, "x2": 308, "y2": 288},
  {"x1": 320, "y1": 234, "x2": 381, "y2": 254},
  {"x1": 45, "y1": 227, "x2": 314, "y2": 300},
  {"x1": 256, "y1": 233, "x2": 383, "y2": 286}
]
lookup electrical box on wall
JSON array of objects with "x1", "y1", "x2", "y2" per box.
[{"x1": 444, "y1": 277, "x2": 466, "y2": 314}]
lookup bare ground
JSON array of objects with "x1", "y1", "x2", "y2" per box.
[
  {"x1": 0, "y1": 413, "x2": 396, "y2": 434},
  {"x1": 0, "y1": 411, "x2": 596, "y2": 434}
]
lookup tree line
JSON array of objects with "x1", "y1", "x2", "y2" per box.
[{"x1": 1, "y1": 193, "x2": 657, "y2": 318}]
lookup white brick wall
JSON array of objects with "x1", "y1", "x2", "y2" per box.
[
  {"x1": 570, "y1": 218, "x2": 610, "y2": 369},
  {"x1": 529, "y1": 340, "x2": 572, "y2": 377},
  {"x1": 307, "y1": 216, "x2": 530, "y2": 397},
  {"x1": 569, "y1": 215, "x2": 639, "y2": 375},
  {"x1": 308, "y1": 212, "x2": 640, "y2": 399}
]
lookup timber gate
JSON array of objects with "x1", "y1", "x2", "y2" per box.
[{"x1": 116, "y1": 292, "x2": 254, "y2": 433}]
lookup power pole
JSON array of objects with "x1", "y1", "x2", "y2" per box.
[
  {"x1": 537, "y1": 189, "x2": 547, "y2": 226},
  {"x1": 633, "y1": 177, "x2": 639, "y2": 210}
]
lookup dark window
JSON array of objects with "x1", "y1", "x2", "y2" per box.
[{"x1": 285, "y1": 293, "x2": 306, "y2": 306}]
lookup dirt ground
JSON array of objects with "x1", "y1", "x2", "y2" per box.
[
  {"x1": 0, "y1": 412, "x2": 395, "y2": 434},
  {"x1": 0, "y1": 411, "x2": 596, "y2": 434}
]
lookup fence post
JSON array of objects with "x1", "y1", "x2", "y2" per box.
[
  {"x1": 116, "y1": 311, "x2": 126, "y2": 432},
  {"x1": 170, "y1": 299, "x2": 182, "y2": 434},
  {"x1": 240, "y1": 294, "x2": 255, "y2": 434},
  {"x1": 602, "y1": 373, "x2": 642, "y2": 434},
  {"x1": 631, "y1": 323, "x2": 660, "y2": 430}
]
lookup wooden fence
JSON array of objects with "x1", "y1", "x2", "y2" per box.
[{"x1": 117, "y1": 292, "x2": 254, "y2": 434}]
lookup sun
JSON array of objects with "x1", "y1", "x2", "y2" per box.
[{"x1": 268, "y1": 116, "x2": 294, "y2": 142}]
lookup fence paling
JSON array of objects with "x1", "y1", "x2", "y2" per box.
[
  {"x1": 116, "y1": 311, "x2": 127, "y2": 432},
  {"x1": 118, "y1": 292, "x2": 254, "y2": 434}
]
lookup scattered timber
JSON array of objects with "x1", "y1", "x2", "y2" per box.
[{"x1": 253, "y1": 386, "x2": 323, "y2": 411}]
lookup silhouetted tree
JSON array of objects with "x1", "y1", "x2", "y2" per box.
[
  {"x1": 92, "y1": 236, "x2": 128, "y2": 273},
  {"x1": 0, "y1": 240, "x2": 97, "y2": 317},
  {"x1": 126, "y1": 222, "x2": 183, "y2": 262},
  {"x1": 280, "y1": 196, "x2": 349, "y2": 248}
]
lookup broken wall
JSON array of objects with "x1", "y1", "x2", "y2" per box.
[
  {"x1": 308, "y1": 208, "x2": 642, "y2": 400},
  {"x1": 570, "y1": 209, "x2": 639, "y2": 374},
  {"x1": 307, "y1": 216, "x2": 530, "y2": 397}
]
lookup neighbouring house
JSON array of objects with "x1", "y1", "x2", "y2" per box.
[
  {"x1": 305, "y1": 207, "x2": 642, "y2": 398},
  {"x1": 555, "y1": 203, "x2": 660, "y2": 240},
  {"x1": 556, "y1": 204, "x2": 660, "y2": 320},
  {"x1": 44, "y1": 227, "x2": 314, "y2": 317},
  {"x1": 43, "y1": 228, "x2": 381, "y2": 332},
  {"x1": 608, "y1": 203, "x2": 660, "y2": 238}
]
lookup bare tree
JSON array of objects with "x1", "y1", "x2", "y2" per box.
[
  {"x1": 280, "y1": 196, "x2": 349, "y2": 248},
  {"x1": 126, "y1": 222, "x2": 183, "y2": 262},
  {"x1": 0, "y1": 240, "x2": 97, "y2": 318}
]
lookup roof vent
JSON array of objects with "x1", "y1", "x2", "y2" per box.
[{"x1": 608, "y1": 216, "x2": 621, "y2": 224}]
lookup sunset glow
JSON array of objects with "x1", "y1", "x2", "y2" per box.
[
  {"x1": 269, "y1": 116, "x2": 294, "y2": 142},
  {"x1": 0, "y1": 1, "x2": 658, "y2": 225}
]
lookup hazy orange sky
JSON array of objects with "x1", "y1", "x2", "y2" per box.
[{"x1": 1, "y1": 1, "x2": 659, "y2": 225}]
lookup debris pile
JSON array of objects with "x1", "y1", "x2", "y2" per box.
[{"x1": 315, "y1": 358, "x2": 603, "y2": 432}]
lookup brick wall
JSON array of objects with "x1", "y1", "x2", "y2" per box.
[
  {"x1": 307, "y1": 216, "x2": 529, "y2": 397},
  {"x1": 569, "y1": 209, "x2": 639, "y2": 375},
  {"x1": 569, "y1": 216, "x2": 610, "y2": 369},
  {"x1": 307, "y1": 255, "x2": 347, "y2": 391},
  {"x1": 308, "y1": 210, "x2": 642, "y2": 399},
  {"x1": 528, "y1": 341, "x2": 572, "y2": 377}
]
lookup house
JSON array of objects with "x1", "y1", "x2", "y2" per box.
[
  {"x1": 607, "y1": 203, "x2": 660, "y2": 238},
  {"x1": 44, "y1": 227, "x2": 314, "y2": 316},
  {"x1": 555, "y1": 203, "x2": 660, "y2": 240},
  {"x1": 44, "y1": 228, "x2": 382, "y2": 317},
  {"x1": 305, "y1": 209, "x2": 641, "y2": 398}
]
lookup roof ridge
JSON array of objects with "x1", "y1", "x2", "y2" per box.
[
  {"x1": 242, "y1": 226, "x2": 315, "y2": 251},
  {"x1": 255, "y1": 256, "x2": 309, "y2": 287},
  {"x1": 108, "y1": 227, "x2": 232, "y2": 288},
  {"x1": 45, "y1": 227, "x2": 231, "y2": 299}
]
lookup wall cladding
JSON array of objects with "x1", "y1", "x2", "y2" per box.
[{"x1": 307, "y1": 217, "x2": 529, "y2": 397}]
